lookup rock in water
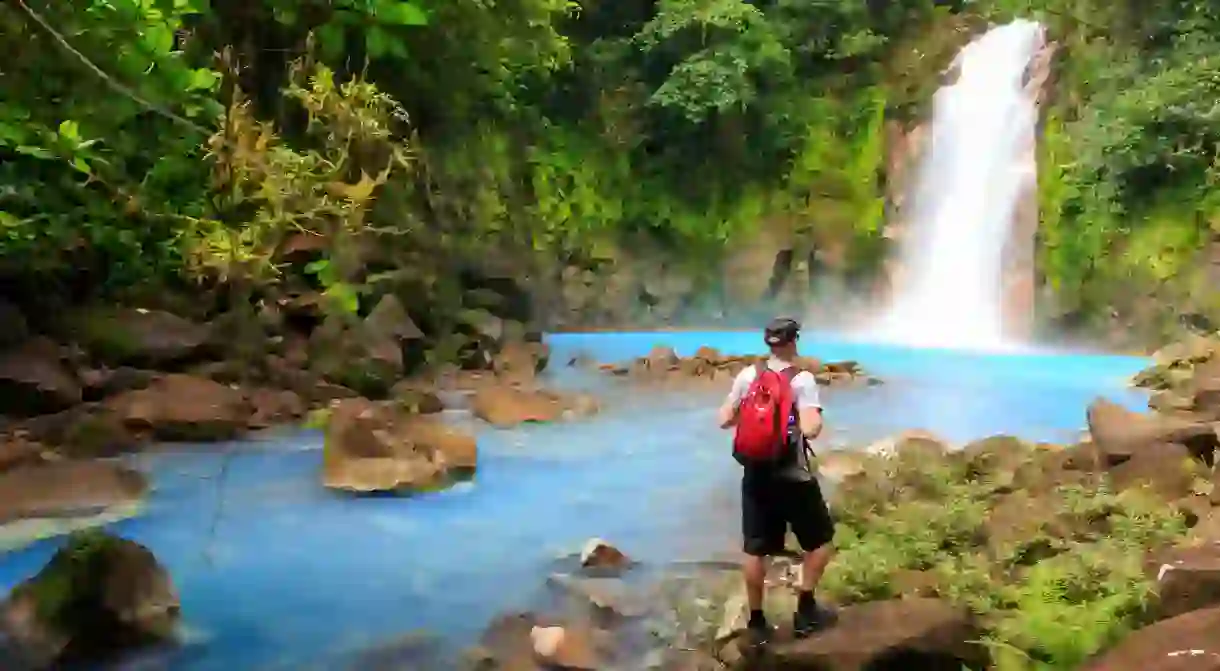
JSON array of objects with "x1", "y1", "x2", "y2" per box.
[
  {"x1": 0, "y1": 461, "x2": 146, "y2": 524},
  {"x1": 322, "y1": 398, "x2": 476, "y2": 493},
  {"x1": 0, "y1": 531, "x2": 180, "y2": 668},
  {"x1": 105, "y1": 374, "x2": 252, "y2": 442},
  {"x1": 579, "y1": 538, "x2": 632, "y2": 575}
]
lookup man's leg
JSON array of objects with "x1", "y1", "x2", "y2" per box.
[
  {"x1": 741, "y1": 474, "x2": 784, "y2": 642},
  {"x1": 785, "y1": 477, "x2": 838, "y2": 636}
]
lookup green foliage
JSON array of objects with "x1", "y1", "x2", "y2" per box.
[
  {"x1": 825, "y1": 445, "x2": 1189, "y2": 669},
  {"x1": 7, "y1": 0, "x2": 1220, "y2": 346}
]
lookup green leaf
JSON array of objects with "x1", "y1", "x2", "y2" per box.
[
  {"x1": 188, "y1": 68, "x2": 220, "y2": 91},
  {"x1": 366, "y1": 26, "x2": 390, "y2": 59},
  {"x1": 57, "y1": 120, "x2": 79, "y2": 141},
  {"x1": 316, "y1": 21, "x2": 346, "y2": 62},
  {"x1": 376, "y1": 1, "x2": 428, "y2": 26}
]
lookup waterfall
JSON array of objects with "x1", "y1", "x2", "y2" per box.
[{"x1": 871, "y1": 20, "x2": 1045, "y2": 350}]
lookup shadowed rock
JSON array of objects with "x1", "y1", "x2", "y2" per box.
[
  {"x1": 1080, "y1": 605, "x2": 1220, "y2": 671},
  {"x1": 0, "y1": 531, "x2": 179, "y2": 668}
]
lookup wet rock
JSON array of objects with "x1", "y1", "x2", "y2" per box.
[
  {"x1": 105, "y1": 374, "x2": 252, "y2": 442},
  {"x1": 0, "y1": 461, "x2": 146, "y2": 523},
  {"x1": 763, "y1": 598, "x2": 987, "y2": 670},
  {"x1": 467, "y1": 612, "x2": 608, "y2": 670},
  {"x1": 1087, "y1": 398, "x2": 1218, "y2": 465},
  {"x1": 245, "y1": 387, "x2": 306, "y2": 429},
  {"x1": 471, "y1": 387, "x2": 588, "y2": 427},
  {"x1": 61, "y1": 307, "x2": 212, "y2": 367},
  {"x1": 1152, "y1": 546, "x2": 1220, "y2": 620},
  {"x1": 580, "y1": 538, "x2": 632, "y2": 575},
  {"x1": 1080, "y1": 605, "x2": 1220, "y2": 671},
  {"x1": 0, "y1": 338, "x2": 82, "y2": 416},
  {"x1": 322, "y1": 398, "x2": 476, "y2": 493},
  {"x1": 547, "y1": 574, "x2": 650, "y2": 620},
  {"x1": 0, "y1": 531, "x2": 179, "y2": 668}
]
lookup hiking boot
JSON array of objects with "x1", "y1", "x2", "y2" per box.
[
  {"x1": 742, "y1": 618, "x2": 772, "y2": 647},
  {"x1": 793, "y1": 603, "x2": 838, "y2": 638}
]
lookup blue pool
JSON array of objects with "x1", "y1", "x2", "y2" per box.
[{"x1": 0, "y1": 332, "x2": 1151, "y2": 669}]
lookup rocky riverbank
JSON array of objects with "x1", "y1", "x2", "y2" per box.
[
  {"x1": 0, "y1": 295, "x2": 585, "y2": 525},
  {"x1": 448, "y1": 351, "x2": 1220, "y2": 670}
]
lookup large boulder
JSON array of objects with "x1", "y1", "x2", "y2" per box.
[
  {"x1": 0, "y1": 338, "x2": 82, "y2": 416},
  {"x1": 0, "y1": 461, "x2": 146, "y2": 523},
  {"x1": 322, "y1": 398, "x2": 476, "y2": 493},
  {"x1": 763, "y1": 598, "x2": 987, "y2": 670},
  {"x1": 1080, "y1": 605, "x2": 1220, "y2": 670},
  {"x1": 60, "y1": 307, "x2": 212, "y2": 368},
  {"x1": 1152, "y1": 545, "x2": 1220, "y2": 620},
  {"x1": 0, "y1": 531, "x2": 180, "y2": 667},
  {"x1": 1087, "y1": 398, "x2": 1218, "y2": 465},
  {"x1": 105, "y1": 374, "x2": 252, "y2": 442}
]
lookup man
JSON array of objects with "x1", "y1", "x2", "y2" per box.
[{"x1": 717, "y1": 317, "x2": 837, "y2": 643}]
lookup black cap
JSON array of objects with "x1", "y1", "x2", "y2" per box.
[{"x1": 764, "y1": 317, "x2": 800, "y2": 346}]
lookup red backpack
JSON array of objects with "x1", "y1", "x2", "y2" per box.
[{"x1": 733, "y1": 364, "x2": 799, "y2": 466}]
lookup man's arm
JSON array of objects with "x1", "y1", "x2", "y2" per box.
[
  {"x1": 793, "y1": 373, "x2": 824, "y2": 439},
  {"x1": 718, "y1": 369, "x2": 753, "y2": 428}
]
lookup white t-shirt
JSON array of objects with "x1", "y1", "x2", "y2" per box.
[{"x1": 725, "y1": 357, "x2": 822, "y2": 481}]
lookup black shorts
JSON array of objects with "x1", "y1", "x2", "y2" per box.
[{"x1": 741, "y1": 472, "x2": 835, "y2": 556}]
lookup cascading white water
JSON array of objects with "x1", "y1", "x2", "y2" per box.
[{"x1": 872, "y1": 20, "x2": 1044, "y2": 350}]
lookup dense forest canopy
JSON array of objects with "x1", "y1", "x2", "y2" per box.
[{"x1": 2, "y1": 0, "x2": 1220, "y2": 353}]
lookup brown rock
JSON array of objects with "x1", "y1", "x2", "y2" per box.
[
  {"x1": 529, "y1": 625, "x2": 600, "y2": 669},
  {"x1": 1153, "y1": 546, "x2": 1220, "y2": 620},
  {"x1": 0, "y1": 532, "x2": 179, "y2": 667},
  {"x1": 1080, "y1": 605, "x2": 1220, "y2": 670},
  {"x1": 63, "y1": 307, "x2": 211, "y2": 367},
  {"x1": 0, "y1": 338, "x2": 82, "y2": 416},
  {"x1": 1108, "y1": 443, "x2": 1203, "y2": 501},
  {"x1": 580, "y1": 538, "x2": 632, "y2": 574},
  {"x1": 322, "y1": 398, "x2": 476, "y2": 493},
  {"x1": 0, "y1": 434, "x2": 43, "y2": 473},
  {"x1": 106, "y1": 374, "x2": 252, "y2": 442},
  {"x1": 471, "y1": 387, "x2": 564, "y2": 427},
  {"x1": 768, "y1": 598, "x2": 986, "y2": 670},
  {"x1": 1087, "y1": 398, "x2": 1217, "y2": 465},
  {"x1": 246, "y1": 387, "x2": 306, "y2": 429},
  {"x1": 78, "y1": 366, "x2": 156, "y2": 402},
  {"x1": 493, "y1": 341, "x2": 550, "y2": 384},
  {"x1": 0, "y1": 461, "x2": 146, "y2": 523},
  {"x1": 470, "y1": 613, "x2": 607, "y2": 671},
  {"x1": 693, "y1": 346, "x2": 723, "y2": 364},
  {"x1": 645, "y1": 346, "x2": 680, "y2": 369}
]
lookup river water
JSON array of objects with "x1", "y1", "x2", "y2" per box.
[{"x1": 0, "y1": 331, "x2": 1150, "y2": 669}]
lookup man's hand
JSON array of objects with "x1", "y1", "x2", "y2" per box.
[
  {"x1": 717, "y1": 401, "x2": 738, "y2": 429},
  {"x1": 798, "y1": 406, "x2": 823, "y2": 440}
]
